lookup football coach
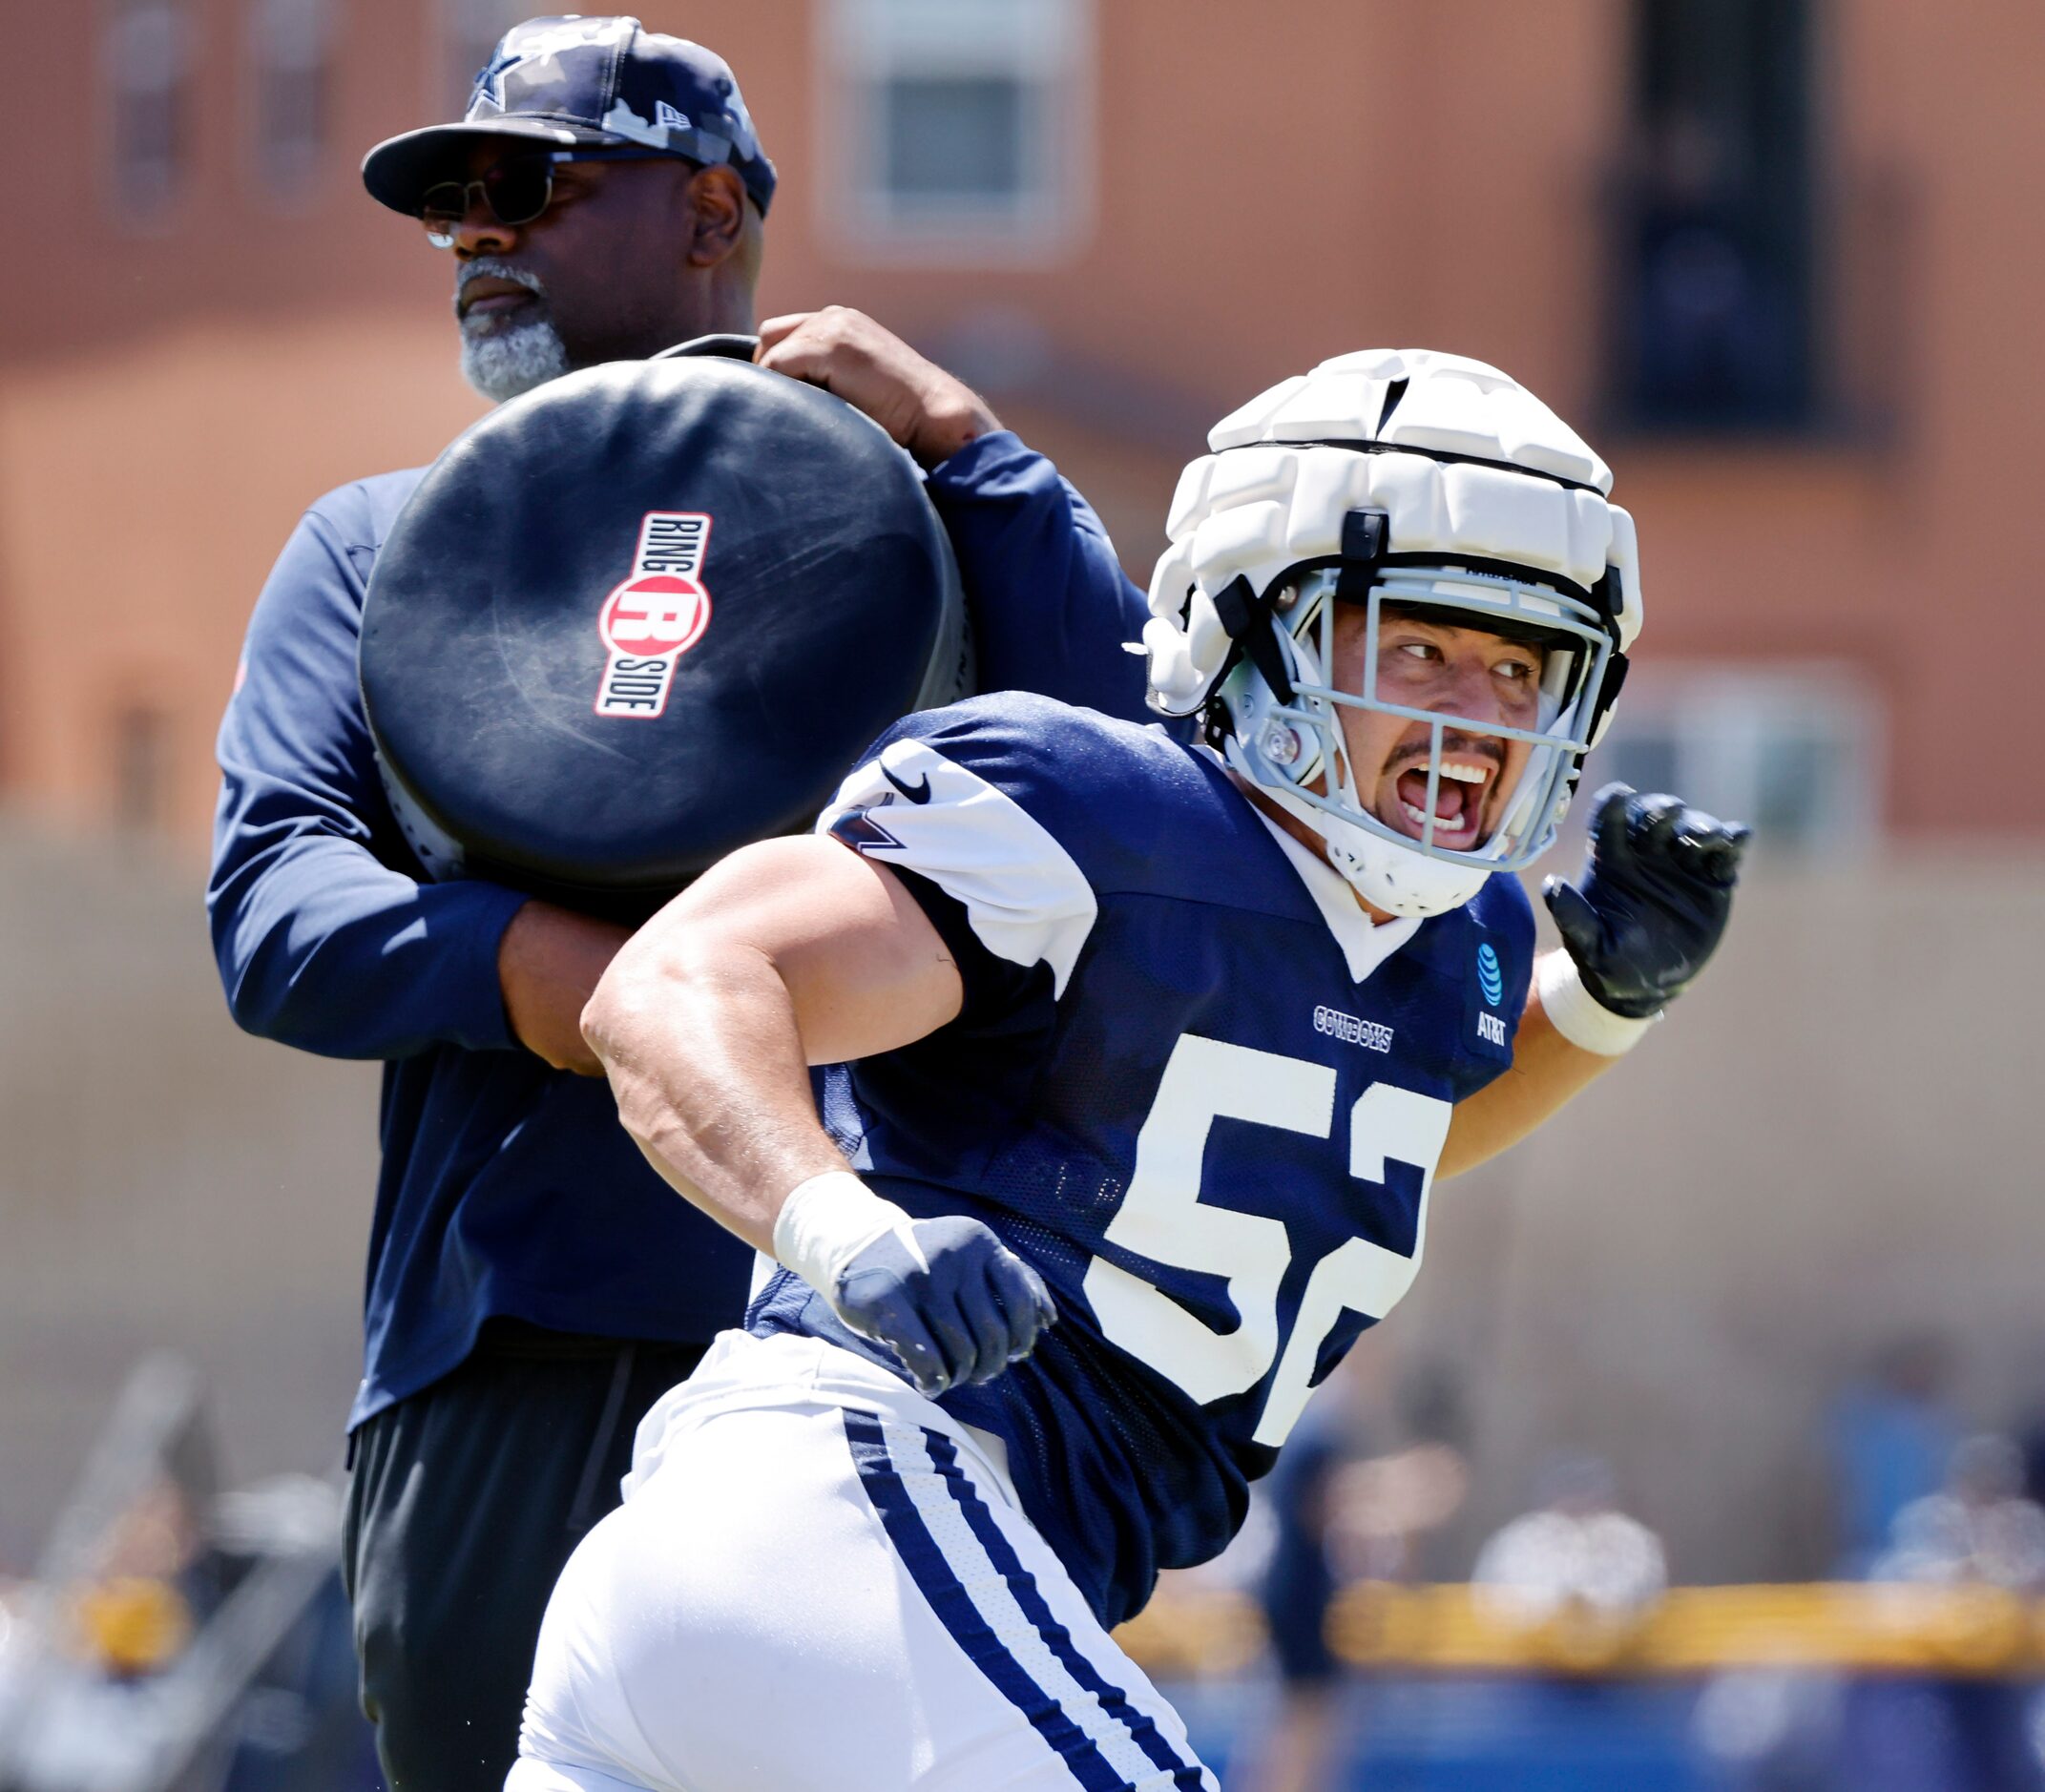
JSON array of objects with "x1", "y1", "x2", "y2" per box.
[{"x1": 207, "y1": 16, "x2": 1156, "y2": 1788}]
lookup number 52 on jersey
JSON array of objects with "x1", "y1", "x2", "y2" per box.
[{"x1": 1083, "y1": 1034, "x2": 1452, "y2": 1449}]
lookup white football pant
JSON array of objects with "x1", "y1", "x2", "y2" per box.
[{"x1": 507, "y1": 1330, "x2": 1217, "y2": 1792}]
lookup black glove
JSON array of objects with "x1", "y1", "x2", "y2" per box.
[
  {"x1": 1542, "y1": 784, "x2": 1750, "y2": 1018},
  {"x1": 834, "y1": 1217, "x2": 1057, "y2": 1397}
]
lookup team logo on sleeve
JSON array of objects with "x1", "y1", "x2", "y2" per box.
[
  {"x1": 595, "y1": 512, "x2": 713, "y2": 719},
  {"x1": 828, "y1": 799, "x2": 906, "y2": 854}
]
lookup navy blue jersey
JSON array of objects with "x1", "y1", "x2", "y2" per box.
[
  {"x1": 750, "y1": 692, "x2": 1534, "y2": 1628},
  {"x1": 208, "y1": 433, "x2": 1163, "y2": 1428}
]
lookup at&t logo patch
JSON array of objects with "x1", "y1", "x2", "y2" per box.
[
  {"x1": 1473, "y1": 940, "x2": 1510, "y2": 1048},
  {"x1": 1476, "y1": 942, "x2": 1505, "y2": 1007},
  {"x1": 595, "y1": 511, "x2": 713, "y2": 718}
]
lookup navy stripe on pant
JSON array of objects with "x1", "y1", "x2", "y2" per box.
[{"x1": 843, "y1": 1407, "x2": 1207, "y2": 1791}]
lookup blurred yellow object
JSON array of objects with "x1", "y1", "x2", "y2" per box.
[
  {"x1": 69, "y1": 1574, "x2": 194, "y2": 1676},
  {"x1": 1115, "y1": 1587, "x2": 1265, "y2": 1678},
  {"x1": 1116, "y1": 1582, "x2": 2045, "y2": 1678}
]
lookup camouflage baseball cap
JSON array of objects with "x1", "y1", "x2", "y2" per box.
[{"x1": 362, "y1": 14, "x2": 776, "y2": 218}]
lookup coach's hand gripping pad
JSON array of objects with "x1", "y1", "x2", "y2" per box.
[{"x1": 361, "y1": 355, "x2": 970, "y2": 912}]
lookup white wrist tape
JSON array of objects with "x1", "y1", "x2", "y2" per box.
[
  {"x1": 1535, "y1": 951, "x2": 1659, "y2": 1056},
  {"x1": 772, "y1": 1170, "x2": 916, "y2": 1297}
]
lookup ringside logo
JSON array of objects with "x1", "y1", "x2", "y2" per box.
[
  {"x1": 595, "y1": 511, "x2": 713, "y2": 718},
  {"x1": 1313, "y1": 1006, "x2": 1394, "y2": 1053}
]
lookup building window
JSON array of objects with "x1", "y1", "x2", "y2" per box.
[
  {"x1": 1577, "y1": 665, "x2": 1882, "y2": 861},
  {"x1": 103, "y1": 0, "x2": 194, "y2": 223},
  {"x1": 821, "y1": 0, "x2": 1095, "y2": 263},
  {"x1": 251, "y1": 0, "x2": 333, "y2": 199},
  {"x1": 1614, "y1": 0, "x2": 1817, "y2": 431},
  {"x1": 441, "y1": 0, "x2": 528, "y2": 114}
]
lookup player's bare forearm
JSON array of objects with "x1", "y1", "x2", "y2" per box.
[
  {"x1": 1437, "y1": 951, "x2": 1621, "y2": 1177},
  {"x1": 581, "y1": 836, "x2": 964, "y2": 1248}
]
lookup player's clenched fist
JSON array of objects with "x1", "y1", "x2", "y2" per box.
[
  {"x1": 773, "y1": 1171, "x2": 1056, "y2": 1396},
  {"x1": 1542, "y1": 782, "x2": 1750, "y2": 1018}
]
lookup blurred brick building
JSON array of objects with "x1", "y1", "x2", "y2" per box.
[
  {"x1": 4, "y1": 1, "x2": 2044, "y2": 1576},
  {"x1": 4, "y1": 0, "x2": 2043, "y2": 852}
]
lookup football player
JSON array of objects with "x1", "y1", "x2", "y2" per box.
[{"x1": 508, "y1": 351, "x2": 1747, "y2": 1791}]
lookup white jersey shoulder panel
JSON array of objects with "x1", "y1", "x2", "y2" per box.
[{"x1": 818, "y1": 737, "x2": 1099, "y2": 998}]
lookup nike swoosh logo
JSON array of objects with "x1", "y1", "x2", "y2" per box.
[{"x1": 882, "y1": 763, "x2": 932, "y2": 804}]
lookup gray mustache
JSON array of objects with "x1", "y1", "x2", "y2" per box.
[{"x1": 455, "y1": 258, "x2": 550, "y2": 306}]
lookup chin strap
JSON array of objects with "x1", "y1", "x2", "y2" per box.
[{"x1": 1210, "y1": 575, "x2": 1297, "y2": 704}]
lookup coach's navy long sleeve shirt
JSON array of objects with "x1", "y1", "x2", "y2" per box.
[{"x1": 209, "y1": 431, "x2": 1158, "y2": 1428}]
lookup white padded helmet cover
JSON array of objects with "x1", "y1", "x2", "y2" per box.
[{"x1": 1144, "y1": 349, "x2": 1643, "y2": 717}]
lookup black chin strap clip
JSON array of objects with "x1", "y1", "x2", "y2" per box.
[
  {"x1": 1335, "y1": 509, "x2": 1388, "y2": 604},
  {"x1": 1210, "y1": 574, "x2": 1297, "y2": 705}
]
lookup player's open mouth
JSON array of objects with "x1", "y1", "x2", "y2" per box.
[{"x1": 1385, "y1": 756, "x2": 1496, "y2": 848}]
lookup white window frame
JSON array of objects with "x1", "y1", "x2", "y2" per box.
[
  {"x1": 817, "y1": 0, "x2": 1096, "y2": 266},
  {"x1": 1581, "y1": 661, "x2": 1884, "y2": 861},
  {"x1": 247, "y1": 0, "x2": 335, "y2": 206},
  {"x1": 101, "y1": 0, "x2": 193, "y2": 230}
]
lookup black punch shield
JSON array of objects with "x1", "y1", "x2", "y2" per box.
[{"x1": 360, "y1": 354, "x2": 970, "y2": 914}]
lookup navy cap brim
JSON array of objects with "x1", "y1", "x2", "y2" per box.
[{"x1": 362, "y1": 117, "x2": 631, "y2": 215}]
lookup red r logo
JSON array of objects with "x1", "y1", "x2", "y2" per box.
[{"x1": 598, "y1": 574, "x2": 711, "y2": 658}]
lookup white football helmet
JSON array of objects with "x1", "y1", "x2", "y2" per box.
[{"x1": 1142, "y1": 349, "x2": 1644, "y2": 918}]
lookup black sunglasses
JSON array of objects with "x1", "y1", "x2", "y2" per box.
[{"x1": 419, "y1": 148, "x2": 692, "y2": 247}]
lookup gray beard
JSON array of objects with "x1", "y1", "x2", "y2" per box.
[{"x1": 460, "y1": 314, "x2": 573, "y2": 404}]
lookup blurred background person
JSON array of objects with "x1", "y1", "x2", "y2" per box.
[
  {"x1": 2020, "y1": 1392, "x2": 2045, "y2": 1511},
  {"x1": 1839, "y1": 1435, "x2": 2045, "y2": 1792},
  {"x1": 1240, "y1": 1400, "x2": 1350, "y2": 1792},
  {"x1": 1238, "y1": 1364, "x2": 1470, "y2": 1792},
  {"x1": 1870, "y1": 1433, "x2": 2045, "y2": 1593},
  {"x1": 1826, "y1": 1332, "x2": 1963, "y2": 1577},
  {"x1": 1471, "y1": 1452, "x2": 1668, "y2": 1627}
]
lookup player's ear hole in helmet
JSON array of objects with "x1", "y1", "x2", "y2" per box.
[{"x1": 1141, "y1": 349, "x2": 1642, "y2": 920}]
